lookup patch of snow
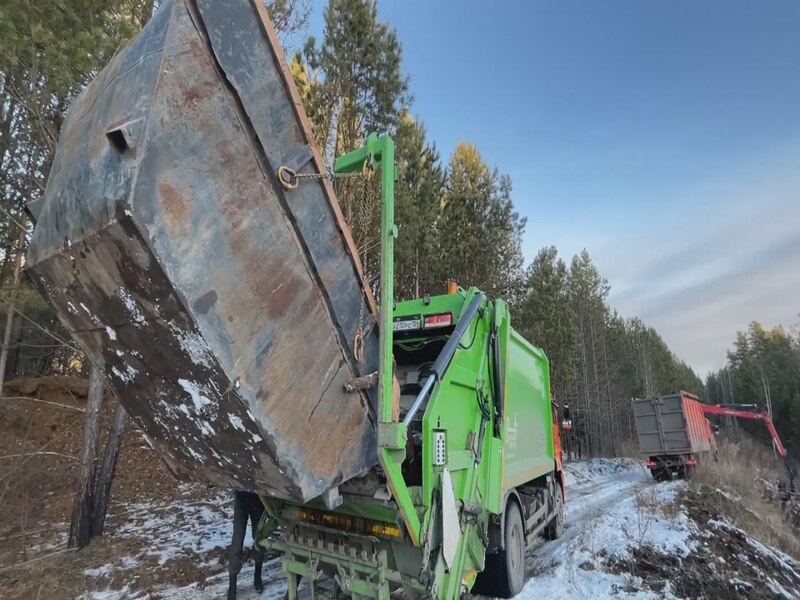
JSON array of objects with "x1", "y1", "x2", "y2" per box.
[
  {"x1": 708, "y1": 518, "x2": 799, "y2": 574},
  {"x1": 178, "y1": 378, "x2": 213, "y2": 412},
  {"x1": 80, "y1": 585, "x2": 132, "y2": 600},
  {"x1": 111, "y1": 364, "x2": 139, "y2": 384},
  {"x1": 105, "y1": 326, "x2": 117, "y2": 341},
  {"x1": 713, "y1": 488, "x2": 742, "y2": 502},
  {"x1": 564, "y1": 457, "x2": 645, "y2": 488},
  {"x1": 168, "y1": 322, "x2": 214, "y2": 368},
  {"x1": 520, "y1": 459, "x2": 692, "y2": 599},
  {"x1": 84, "y1": 564, "x2": 113, "y2": 577},
  {"x1": 110, "y1": 493, "x2": 236, "y2": 567},
  {"x1": 197, "y1": 420, "x2": 215, "y2": 436},
  {"x1": 116, "y1": 288, "x2": 145, "y2": 323},
  {"x1": 228, "y1": 413, "x2": 246, "y2": 432},
  {"x1": 185, "y1": 445, "x2": 204, "y2": 462}
]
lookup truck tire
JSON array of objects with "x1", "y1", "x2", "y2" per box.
[
  {"x1": 544, "y1": 489, "x2": 564, "y2": 540},
  {"x1": 473, "y1": 502, "x2": 525, "y2": 598}
]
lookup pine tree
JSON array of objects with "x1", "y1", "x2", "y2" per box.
[
  {"x1": 711, "y1": 322, "x2": 800, "y2": 451},
  {"x1": 305, "y1": 0, "x2": 409, "y2": 144},
  {"x1": 437, "y1": 142, "x2": 525, "y2": 301},
  {"x1": 568, "y1": 250, "x2": 611, "y2": 455},
  {"x1": 302, "y1": 0, "x2": 409, "y2": 276},
  {"x1": 393, "y1": 112, "x2": 444, "y2": 299},
  {"x1": 516, "y1": 246, "x2": 576, "y2": 399}
]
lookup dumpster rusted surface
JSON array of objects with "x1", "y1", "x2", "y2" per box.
[{"x1": 26, "y1": 0, "x2": 379, "y2": 502}]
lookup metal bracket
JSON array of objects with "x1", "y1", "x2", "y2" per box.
[
  {"x1": 281, "y1": 144, "x2": 314, "y2": 173},
  {"x1": 344, "y1": 371, "x2": 378, "y2": 393},
  {"x1": 377, "y1": 421, "x2": 407, "y2": 449}
]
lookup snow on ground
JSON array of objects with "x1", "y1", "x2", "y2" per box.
[
  {"x1": 84, "y1": 459, "x2": 670, "y2": 599},
  {"x1": 704, "y1": 519, "x2": 800, "y2": 600},
  {"x1": 517, "y1": 459, "x2": 695, "y2": 600},
  {"x1": 111, "y1": 493, "x2": 232, "y2": 566},
  {"x1": 77, "y1": 459, "x2": 799, "y2": 599},
  {"x1": 78, "y1": 487, "x2": 248, "y2": 599}
]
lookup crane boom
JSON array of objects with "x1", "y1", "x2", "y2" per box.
[{"x1": 700, "y1": 404, "x2": 787, "y2": 457}]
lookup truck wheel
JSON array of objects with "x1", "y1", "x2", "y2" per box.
[
  {"x1": 544, "y1": 488, "x2": 564, "y2": 540},
  {"x1": 473, "y1": 502, "x2": 525, "y2": 598}
]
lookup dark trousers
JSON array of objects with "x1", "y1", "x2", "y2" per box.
[{"x1": 229, "y1": 490, "x2": 266, "y2": 576}]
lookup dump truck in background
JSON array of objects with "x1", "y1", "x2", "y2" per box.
[
  {"x1": 25, "y1": 1, "x2": 565, "y2": 597},
  {"x1": 633, "y1": 392, "x2": 717, "y2": 481}
]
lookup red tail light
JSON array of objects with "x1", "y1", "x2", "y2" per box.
[
  {"x1": 646, "y1": 460, "x2": 656, "y2": 467},
  {"x1": 423, "y1": 313, "x2": 452, "y2": 329}
]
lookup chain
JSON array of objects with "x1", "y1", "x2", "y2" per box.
[
  {"x1": 353, "y1": 167, "x2": 376, "y2": 362},
  {"x1": 298, "y1": 170, "x2": 366, "y2": 181},
  {"x1": 278, "y1": 160, "x2": 377, "y2": 362},
  {"x1": 277, "y1": 164, "x2": 371, "y2": 190}
]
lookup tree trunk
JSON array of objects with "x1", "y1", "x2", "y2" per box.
[
  {"x1": 323, "y1": 95, "x2": 344, "y2": 173},
  {"x1": 91, "y1": 400, "x2": 127, "y2": 537},
  {"x1": 0, "y1": 226, "x2": 26, "y2": 399},
  {"x1": 5, "y1": 308, "x2": 23, "y2": 379},
  {"x1": 69, "y1": 361, "x2": 104, "y2": 549}
]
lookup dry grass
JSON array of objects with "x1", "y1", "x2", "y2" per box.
[
  {"x1": 692, "y1": 436, "x2": 800, "y2": 558},
  {"x1": 615, "y1": 439, "x2": 641, "y2": 459}
]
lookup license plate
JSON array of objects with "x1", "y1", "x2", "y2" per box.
[{"x1": 393, "y1": 317, "x2": 420, "y2": 332}]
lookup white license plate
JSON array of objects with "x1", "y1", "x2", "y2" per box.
[{"x1": 393, "y1": 318, "x2": 420, "y2": 332}]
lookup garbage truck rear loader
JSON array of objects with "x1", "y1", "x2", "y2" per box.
[
  {"x1": 265, "y1": 287, "x2": 566, "y2": 599},
  {"x1": 25, "y1": 1, "x2": 565, "y2": 597}
]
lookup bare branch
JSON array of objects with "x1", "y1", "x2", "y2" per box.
[
  {"x1": 0, "y1": 451, "x2": 76, "y2": 461},
  {"x1": 2, "y1": 396, "x2": 84, "y2": 412},
  {"x1": 0, "y1": 548, "x2": 76, "y2": 574}
]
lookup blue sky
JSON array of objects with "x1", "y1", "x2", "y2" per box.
[{"x1": 308, "y1": 1, "x2": 800, "y2": 375}]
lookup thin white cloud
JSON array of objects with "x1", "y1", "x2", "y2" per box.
[{"x1": 600, "y1": 155, "x2": 800, "y2": 376}]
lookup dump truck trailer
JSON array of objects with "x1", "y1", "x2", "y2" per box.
[
  {"x1": 26, "y1": 1, "x2": 565, "y2": 597},
  {"x1": 633, "y1": 392, "x2": 717, "y2": 481}
]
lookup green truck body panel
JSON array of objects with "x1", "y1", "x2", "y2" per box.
[{"x1": 502, "y1": 328, "x2": 555, "y2": 490}]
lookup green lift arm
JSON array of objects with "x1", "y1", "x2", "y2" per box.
[{"x1": 334, "y1": 134, "x2": 421, "y2": 546}]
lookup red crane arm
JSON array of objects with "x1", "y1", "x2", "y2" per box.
[
  {"x1": 700, "y1": 404, "x2": 787, "y2": 457},
  {"x1": 764, "y1": 420, "x2": 788, "y2": 457}
]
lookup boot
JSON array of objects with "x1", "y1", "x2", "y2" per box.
[
  {"x1": 227, "y1": 575, "x2": 237, "y2": 600},
  {"x1": 254, "y1": 561, "x2": 264, "y2": 593}
]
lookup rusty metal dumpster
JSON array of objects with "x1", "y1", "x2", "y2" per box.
[{"x1": 25, "y1": 0, "x2": 380, "y2": 502}]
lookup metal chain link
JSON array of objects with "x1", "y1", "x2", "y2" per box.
[
  {"x1": 277, "y1": 161, "x2": 377, "y2": 362},
  {"x1": 295, "y1": 170, "x2": 366, "y2": 181},
  {"x1": 353, "y1": 168, "x2": 376, "y2": 361},
  {"x1": 277, "y1": 165, "x2": 371, "y2": 190}
]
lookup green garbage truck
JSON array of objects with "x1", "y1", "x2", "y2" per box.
[
  {"x1": 260, "y1": 282, "x2": 566, "y2": 599},
  {"x1": 25, "y1": 0, "x2": 566, "y2": 597}
]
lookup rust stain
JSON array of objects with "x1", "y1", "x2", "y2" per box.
[{"x1": 159, "y1": 182, "x2": 189, "y2": 229}]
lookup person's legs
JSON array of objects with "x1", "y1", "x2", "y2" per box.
[
  {"x1": 249, "y1": 498, "x2": 266, "y2": 592},
  {"x1": 228, "y1": 492, "x2": 249, "y2": 600}
]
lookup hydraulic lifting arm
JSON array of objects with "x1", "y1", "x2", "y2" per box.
[
  {"x1": 700, "y1": 404, "x2": 787, "y2": 457},
  {"x1": 335, "y1": 135, "x2": 422, "y2": 546}
]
